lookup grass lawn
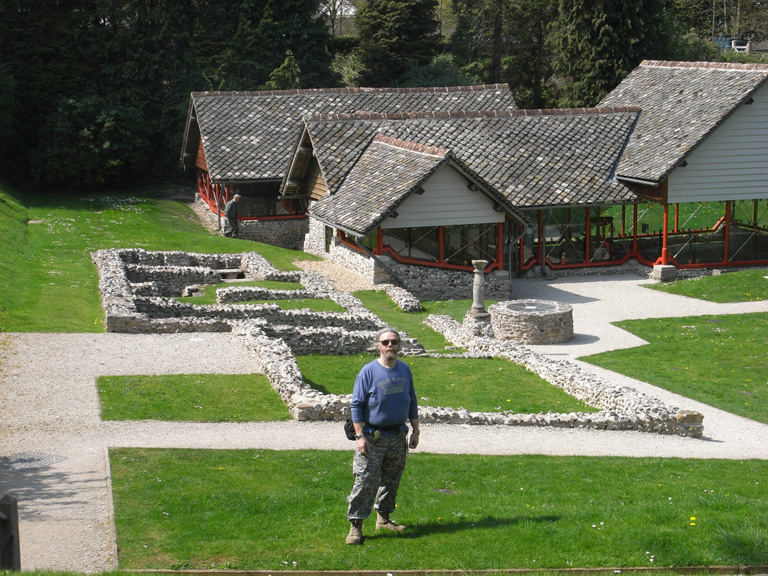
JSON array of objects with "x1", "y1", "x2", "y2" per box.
[
  {"x1": 0, "y1": 185, "x2": 318, "y2": 332},
  {"x1": 298, "y1": 355, "x2": 596, "y2": 414},
  {"x1": 646, "y1": 268, "x2": 768, "y2": 303},
  {"x1": 110, "y1": 448, "x2": 768, "y2": 571},
  {"x1": 580, "y1": 313, "x2": 768, "y2": 424},
  {"x1": 97, "y1": 374, "x2": 291, "y2": 421}
]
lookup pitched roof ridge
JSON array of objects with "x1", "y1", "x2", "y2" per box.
[
  {"x1": 640, "y1": 60, "x2": 768, "y2": 72},
  {"x1": 305, "y1": 107, "x2": 639, "y2": 122},
  {"x1": 191, "y1": 84, "x2": 509, "y2": 99},
  {"x1": 372, "y1": 134, "x2": 450, "y2": 158}
]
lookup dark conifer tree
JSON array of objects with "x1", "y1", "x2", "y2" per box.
[
  {"x1": 356, "y1": 0, "x2": 442, "y2": 86},
  {"x1": 549, "y1": 0, "x2": 674, "y2": 106}
]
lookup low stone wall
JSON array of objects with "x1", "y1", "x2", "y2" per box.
[
  {"x1": 424, "y1": 314, "x2": 702, "y2": 437},
  {"x1": 91, "y1": 248, "x2": 387, "y2": 338},
  {"x1": 232, "y1": 312, "x2": 702, "y2": 436},
  {"x1": 387, "y1": 261, "x2": 512, "y2": 301},
  {"x1": 91, "y1": 248, "x2": 703, "y2": 436},
  {"x1": 196, "y1": 198, "x2": 308, "y2": 250}
]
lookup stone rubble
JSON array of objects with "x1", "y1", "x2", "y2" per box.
[{"x1": 91, "y1": 248, "x2": 703, "y2": 437}]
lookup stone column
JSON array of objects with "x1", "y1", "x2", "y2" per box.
[
  {"x1": 470, "y1": 259, "x2": 488, "y2": 316},
  {"x1": 464, "y1": 260, "x2": 493, "y2": 339}
]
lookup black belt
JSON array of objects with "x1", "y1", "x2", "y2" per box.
[{"x1": 365, "y1": 422, "x2": 403, "y2": 432}]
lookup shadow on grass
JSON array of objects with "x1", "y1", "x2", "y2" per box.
[
  {"x1": 302, "y1": 378, "x2": 333, "y2": 395},
  {"x1": 370, "y1": 514, "x2": 560, "y2": 541}
]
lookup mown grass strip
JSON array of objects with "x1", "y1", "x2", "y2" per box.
[
  {"x1": 97, "y1": 374, "x2": 291, "y2": 422},
  {"x1": 110, "y1": 448, "x2": 768, "y2": 571},
  {"x1": 354, "y1": 290, "x2": 492, "y2": 353}
]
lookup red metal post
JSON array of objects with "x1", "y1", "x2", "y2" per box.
[
  {"x1": 585, "y1": 207, "x2": 591, "y2": 263},
  {"x1": 724, "y1": 201, "x2": 731, "y2": 262},
  {"x1": 661, "y1": 203, "x2": 670, "y2": 265},
  {"x1": 537, "y1": 210, "x2": 544, "y2": 266},
  {"x1": 674, "y1": 204, "x2": 679, "y2": 233},
  {"x1": 496, "y1": 224, "x2": 503, "y2": 268}
]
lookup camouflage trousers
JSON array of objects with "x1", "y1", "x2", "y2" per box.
[{"x1": 347, "y1": 431, "x2": 408, "y2": 520}]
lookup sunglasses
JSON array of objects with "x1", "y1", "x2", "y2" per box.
[{"x1": 379, "y1": 339, "x2": 399, "y2": 346}]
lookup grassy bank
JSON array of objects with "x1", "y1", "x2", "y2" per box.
[{"x1": 0, "y1": 185, "x2": 316, "y2": 332}]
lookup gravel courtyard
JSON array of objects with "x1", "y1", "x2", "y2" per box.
[{"x1": 2, "y1": 270, "x2": 768, "y2": 573}]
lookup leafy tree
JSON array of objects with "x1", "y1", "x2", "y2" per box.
[
  {"x1": 0, "y1": 0, "x2": 99, "y2": 184},
  {"x1": 0, "y1": 0, "x2": 337, "y2": 189},
  {"x1": 401, "y1": 54, "x2": 481, "y2": 87},
  {"x1": 331, "y1": 51, "x2": 363, "y2": 87},
  {"x1": 0, "y1": 66, "x2": 19, "y2": 180},
  {"x1": 450, "y1": 0, "x2": 507, "y2": 82},
  {"x1": 450, "y1": 0, "x2": 558, "y2": 107},
  {"x1": 356, "y1": 0, "x2": 442, "y2": 86},
  {"x1": 672, "y1": 0, "x2": 768, "y2": 40},
  {"x1": 669, "y1": 29, "x2": 723, "y2": 61},
  {"x1": 549, "y1": 0, "x2": 674, "y2": 107},
  {"x1": 88, "y1": 0, "x2": 202, "y2": 178},
  {"x1": 34, "y1": 96, "x2": 151, "y2": 189}
]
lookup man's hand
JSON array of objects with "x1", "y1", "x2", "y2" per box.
[
  {"x1": 408, "y1": 432, "x2": 419, "y2": 450},
  {"x1": 357, "y1": 436, "x2": 369, "y2": 456}
]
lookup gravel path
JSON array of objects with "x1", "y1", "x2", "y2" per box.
[{"x1": 2, "y1": 271, "x2": 768, "y2": 572}]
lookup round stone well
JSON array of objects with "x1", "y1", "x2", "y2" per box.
[{"x1": 488, "y1": 299, "x2": 574, "y2": 345}]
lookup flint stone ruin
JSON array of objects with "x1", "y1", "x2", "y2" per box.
[{"x1": 91, "y1": 248, "x2": 703, "y2": 437}]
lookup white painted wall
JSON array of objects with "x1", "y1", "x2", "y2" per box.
[
  {"x1": 380, "y1": 164, "x2": 505, "y2": 229},
  {"x1": 667, "y1": 81, "x2": 768, "y2": 203}
]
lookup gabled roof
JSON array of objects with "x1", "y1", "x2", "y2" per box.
[
  {"x1": 311, "y1": 135, "x2": 450, "y2": 235},
  {"x1": 599, "y1": 60, "x2": 768, "y2": 184},
  {"x1": 310, "y1": 135, "x2": 531, "y2": 236},
  {"x1": 294, "y1": 107, "x2": 641, "y2": 212},
  {"x1": 179, "y1": 85, "x2": 516, "y2": 182}
]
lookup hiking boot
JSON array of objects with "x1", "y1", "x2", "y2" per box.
[
  {"x1": 345, "y1": 519, "x2": 363, "y2": 545},
  {"x1": 376, "y1": 512, "x2": 406, "y2": 532}
]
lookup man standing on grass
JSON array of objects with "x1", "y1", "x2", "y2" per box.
[
  {"x1": 346, "y1": 327, "x2": 420, "y2": 545},
  {"x1": 223, "y1": 194, "x2": 241, "y2": 237}
]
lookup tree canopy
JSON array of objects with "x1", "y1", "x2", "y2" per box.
[{"x1": 1, "y1": 0, "x2": 765, "y2": 191}]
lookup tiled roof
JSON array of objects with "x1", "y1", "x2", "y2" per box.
[
  {"x1": 599, "y1": 60, "x2": 768, "y2": 183},
  {"x1": 180, "y1": 85, "x2": 516, "y2": 182},
  {"x1": 311, "y1": 135, "x2": 449, "y2": 234},
  {"x1": 300, "y1": 107, "x2": 640, "y2": 218}
]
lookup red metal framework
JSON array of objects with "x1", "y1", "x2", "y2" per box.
[
  {"x1": 339, "y1": 223, "x2": 505, "y2": 272},
  {"x1": 519, "y1": 200, "x2": 768, "y2": 272},
  {"x1": 196, "y1": 168, "x2": 306, "y2": 222}
]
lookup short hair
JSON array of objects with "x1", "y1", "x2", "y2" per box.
[
  {"x1": 376, "y1": 327, "x2": 400, "y2": 342},
  {"x1": 233, "y1": 194, "x2": 241, "y2": 200}
]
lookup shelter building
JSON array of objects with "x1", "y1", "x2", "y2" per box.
[
  {"x1": 179, "y1": 84, "x2": 516, "y2": 249},
  {"x1": 180, "y1": 61, "x2": 768, "y2": 294},
  {"x1": 599, "y1": 60, "x2": 768, "y2": 271},
  {"x1": 282, "y1": 107, "x2": 641, "y2": 290}
]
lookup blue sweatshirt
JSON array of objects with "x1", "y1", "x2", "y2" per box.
[{"x1": 350, "y1": 359, "x2": 418, "y2": 427}]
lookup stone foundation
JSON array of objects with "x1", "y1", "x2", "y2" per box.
[{"x1": 91, "y1": 248, "x2": 703, "y2": 437}]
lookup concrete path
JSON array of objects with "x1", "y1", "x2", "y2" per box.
[{"x1": 1, "y1": 273, "x2": 767, "y2": 572}]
